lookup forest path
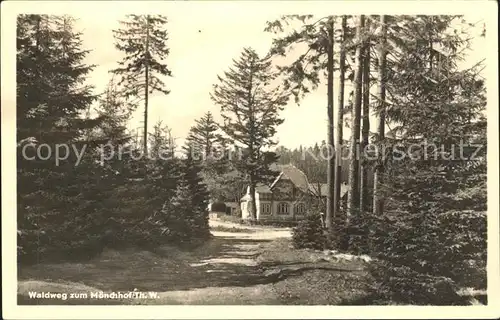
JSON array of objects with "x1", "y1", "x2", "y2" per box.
[{"x1": 18, "y1": 218, "x2": 297, "y2": 305}]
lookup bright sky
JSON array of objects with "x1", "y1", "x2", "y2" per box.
[
  {"x1": 77, "y1": 11, "x2": 329, "y2": 149},
  {"x1": 74, "y1": 9, "x2": 487, "y2": 150}
]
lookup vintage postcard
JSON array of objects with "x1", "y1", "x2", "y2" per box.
[{"x1": 2, "y1": 0, "x2": 499, "y2": 319}]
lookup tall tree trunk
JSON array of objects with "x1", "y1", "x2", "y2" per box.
[
  {"x1": 143, "y1": 15, "x2": 150, "y2": 155},
  {"x1": 373, "y1": 15, "x2": 387, "y2": 216},
  {"x1": 249, "y1": 175, "x2": 257, "y2": 220},
  {"x1": 334, "y1": 15, "x2": 347, "y2": 219},
  {"x1": 247, "y1": 63, "x2": 257, "y2": 220},
  {"x1": 135, "y1": 129, "x2": 140, "y2": 149},
  {"x1": 360, "y1": 19, "x2": 371, "y2": 215},
  {"x1": 325, "y1": 17, "x2": 335, "y2": 238},
  {"x1": 347, "y1": 15, "x2": 365, "y2": 225}
]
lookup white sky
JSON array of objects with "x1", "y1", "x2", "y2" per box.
[{"x1": 75, "y1": 11, "x2": 486, "y2": 150}]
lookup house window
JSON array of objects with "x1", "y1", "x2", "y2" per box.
[
  {"x1": 277, "y1": 202, "x2": 289, "y2": 215},
  {"x1": 294, "y1": 202, "x2": 306, "y2": 215},
  {"x1": 261, "y1": 203, "x2": 271, "y2": 215}
]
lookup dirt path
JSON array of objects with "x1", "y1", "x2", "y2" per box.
[{"x1": 18, "y1": 219, "x2": 295, "y2": 305}]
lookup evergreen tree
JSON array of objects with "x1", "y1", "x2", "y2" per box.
[
  {"x1": 366, "y1": 15, "x2": 487, "y2": 304},
  {"x1": 17, "y1": 14, "x2": 103, "y2": 263},
  {"x1": 185, "y1": 112, "x2": 231, "y2": 201},
  {"x1": 359, "y1": 18, "x2": 372, "y2": 216},
  {"x1": 156, "y1": 177, "x2": 195, "y2": 243},
  {"x1": 111, "y1": 14, "x2": 172, "y2": 155},
  {"x1": 372, "y1": 15, "x2": 388, "y2": 218},
  {"x1": 17, "y1": 15, "x2": 98, "y2": 143},
  {"x1": 334, "y1": 15, "x2": 348, "y2": 221},
  {"x1": 186, "y1": 111, "x2": 223, "y2": 159},
  {"x1": 146, "y1": 120, "x2": 179, "y2": 213},
  {"x1": 96, "y1": 77, "x2": 134, "y2": 143},
  {"x1": 266, "y1": 15, "x2": 341, "y2": 235},
  {"x1": 154, "y1": 146, "x2": 210, "y2": 243},
  {"x1": 183, "y1": 146, "x2": 211, "y2": 239},
  {"x1": 211, "y1": 47, "x2": 289, "y2": 219},
  {"x1": 346, "y1": 15, "x2": 365, "y2": 231},
  {"x1": 266, "y1": 15, "x2": 358, "y2": 240},
  {"x1": 325, "y1": 17, "x2": 335, "y2": 236}
]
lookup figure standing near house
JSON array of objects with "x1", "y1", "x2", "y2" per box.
[{"x1": 319, "y1": 212, "x2": 326, "y2": 228}]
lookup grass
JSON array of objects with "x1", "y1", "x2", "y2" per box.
[
  {"x1": 18, "y1": 226, "x2": 373, "y2": 305},
  {"x1": 18, "y1": 235, "x2": 285, "y2": 305},
  {"x1": 218, "y1": 214, "x2": 300, "y2": 228},
  {"x1": 243, "y1": 219, "x2": 299, "y2": 228},
  {"x1": 20, "y1": 229, "x2": 480, "y2": 306},
  {"x1": 210, "y1": 225, "x2": 256, "y2": 233},
  {"x1": 218, "y1": 215, "x2": 243, "y2": 224},
  {"x1": 255, "y1": 238, "x2": 373, "y2": 305}
]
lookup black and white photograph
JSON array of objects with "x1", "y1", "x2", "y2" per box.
[{"x1": 2, "y1": 0, "x2": 499, "y2": 319}]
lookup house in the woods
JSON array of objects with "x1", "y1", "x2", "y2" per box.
[{"x1": 240, "y1": 164, "x2": 348, "y2": 220}]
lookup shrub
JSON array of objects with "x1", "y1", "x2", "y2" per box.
[
  {"x1": 17, "y1": 156, "x2": 212, "y2": 264},
  {"x1": 210, "y1": 201, "x2": 227, "y2": 213},
  {"x1": 291, "y1": 213, "x2": 326, "y2": 250},
  {"x1": 219, "y1": 214, "x2": 243, "y2": 224},
  {"x1": 326, "y1": 208, "x2": 349, "y2": 251},
  {"x1": 367, "y1": 261, "x2": 468, "y2": 305},
  {"x1": 363, "y1": 172, "x2": 487, "y2": 305}
]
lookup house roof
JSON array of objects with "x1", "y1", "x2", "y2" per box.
[
  {"x1": 270, "y1": 164, "x2": 310, "y2": 193},
  {"x1": 308, "y1": 183, "x2": 349, "y2": 198},
  {"x1": 256, "y1": 184, "x2": 272, "y2": 193},
  {"x1": 241, "y1": 163, "x2": 350, "y2": 201}
]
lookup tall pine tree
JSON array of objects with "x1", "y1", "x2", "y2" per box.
[
  {"x1": 211, "y1": 47, "x2": 289, "y2": 219},
  {"x1": 111, "y1": 15, "x2": 172, "y2": 155},
  {"x1": 17, "y1": 15, "x2": 103, "y2": 263},
  {"x1": 186, "y1": 111, "x2": 223, "y2": 159},
  {"x1": 346, "y1": 15, "x2": 365, "y2": 232},
  {"x1": 366, "y1": 15, "x2": 487, "y2": 304}
]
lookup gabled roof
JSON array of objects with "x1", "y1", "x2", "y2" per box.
[
  {"x1": 270, "y1": 164, "x2": 310, "y2": 193},
  {"x1": 256, "y1": 184, "x2": 272, "y2": 193},
  {"x1": 241, "y1": 163, "x2": 350, "y2": 201}
]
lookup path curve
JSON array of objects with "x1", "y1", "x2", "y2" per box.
[{"x1": 18, "y1": 218, "x2": 293, "y2": 305}]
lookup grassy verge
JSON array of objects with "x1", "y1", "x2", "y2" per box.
[
  {"x1": 218, "y1": 215, "x2": 243, "y2": 224},
  {"x1": 243, "y1": 219, "x2": 299, "y2": 228},
  {"x1": 256, "y1": 238, "x2": 373, "y2": 305},
  {"x1": 210, "y1": 225, "x2": 256, "y2": 233}
]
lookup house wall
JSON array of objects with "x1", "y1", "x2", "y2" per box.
[
  {"x1": 257, "y1": 193, "x2": 272, "y2": 219},
  {"x1": 255, "y1": 199, "x2": 306, "y2": 220},
  {"x1": 226, "y1": 201, "x2": 240, "y2": 216},
  {"x1": 273, "y1": 200, "x2": 290, "y2": 218},
  {"x1": 241, "y1": 199, "x2": 309, "y2": 220},
  {"x1": 240, "y1": 181, "x2": 310, "y2": 220},
  {"x1": 255, "y1": 192, "x2": 261, "y2": 219},
  {"x1": 255, "y1": 192, "x2": 271, "y2": 219},
  {"x1": 241, "y1": 201, "x2": 250, "y2": 219}
]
